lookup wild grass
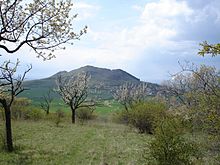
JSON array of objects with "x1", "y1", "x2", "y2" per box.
[{"x1": 0, "y1": 120, "x2": 150, "y2": 165}]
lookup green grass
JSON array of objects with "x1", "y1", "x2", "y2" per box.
[
  {"x1": 95, "y1": 100, "x2": 123, "y2": 115},
  {"x1": 30, "y1": 99, "x2": 123, "y2": 116},
  {"x1": 0, "y1": 120, "x2": 150, "y2": 165}
]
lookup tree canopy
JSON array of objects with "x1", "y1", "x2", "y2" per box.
[{"x1": 0, "y1": 0, "x2": 87, "y2": 60}]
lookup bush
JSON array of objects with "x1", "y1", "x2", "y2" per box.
[
  {"x1": 148, "y1": 118, "x2": 198, "y2": 165},
  {"x1": 112, "y1": 109, "x2": 130, "y2": 124},
  {"x1": 23, "y1": 107, "x2": 44, "y2": 121},
  {"x1": 76, "y1": 108, "x2": 96, "y2": 124},
  {"x1": 128, "y1": 101, "x2": 167, "y2": 134}
]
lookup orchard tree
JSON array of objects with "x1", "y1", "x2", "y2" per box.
[
  {"x1": 56, "y1": 72, "x2": 95, "y2": 124},
  {"x1": 0, "y1": 0, "x2": 87, "y2": 60},
  {"x1": 0, "y1": 0, "x2": 86, "y2": 152},
  {"x1": 40, "y1": 89, "x2": 53, "y2": 115},
  {"x1": 114, "y1": 82, "x2": 149, "y2": 111},
  {"x1": 0, "y1": 59, "x2": 32, "y2": 152},
  {"x1": 161, "y1": 72, "x2": 192, "y2": 107},
  {"x1": 162, "y1": 62, "x2": 220, "y2": 138},
  {"x1": 162, "y1": 62, "x2": 220, "y2": 108}
]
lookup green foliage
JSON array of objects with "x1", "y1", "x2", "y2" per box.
[
  {"x1": 112, "y1": 109, "x2": 130, "y2": 124},
  {"x1": 181, "y1": 81, "x2": 220, "y2": 155},
  {"x1": 163, "y1": 63, "x2": 220, "y2": 153},
  {"x1": 128, "y1": 101, "x2": 167, "y2": 134},
  {"x1": 22, "y1": 107, "x2": 44, "y2": 121},
  {"x1": 195, "y1": 92, "x2": 220, "y2": 157},
  {"x1": 148, "y1": 118, "x2": 198, "y2": 165},
  {"x1": 76, "y1": 108, "x2": 96, "y2": 124},
  {"x1": 113, "y1": 101, "x2": 167, "y2": 133},
  {"x1": 198, "y1": 41, "x2": 220, "y2": 57}
]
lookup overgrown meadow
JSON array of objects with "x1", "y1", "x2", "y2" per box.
[{"x1": 0, "y1": 97, "x2": 219, "y2": 164}]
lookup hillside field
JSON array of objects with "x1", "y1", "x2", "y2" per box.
[
  {"x1": 0, "y1": 120, "x2": 150, "y2": 165},
  {"x1": 29, "y1": 99, "x2": 123, "y2": 116}
]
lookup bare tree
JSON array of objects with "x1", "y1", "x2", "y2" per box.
[
  {"x1": 56, "y1": 72, "x2": 95, "y2": 123},
  {"x1": 114, "y1": 82, "x2": 149, "y2": 111},
  {"x1": 40, "y1": 89, "x2": 53, "y2": 115},
  {"x1": 0, "y1": 0, "x2": 87, "y2": 60},
  {"x1": 0, "y1": 59, "x2": 32, "y2": 152}
]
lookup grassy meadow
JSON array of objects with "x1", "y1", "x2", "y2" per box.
[
  {"x1": 30, "y1": 99, "x2": 123, "y2": 116},
  {"x1": 0, "y1": 119, "x2": 150, "y2": 165},
  {"x1": 0, "y1": 97, "x2": 219, "y2": 164}
]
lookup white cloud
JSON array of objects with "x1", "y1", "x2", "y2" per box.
[
  {"x1": 74, "y1": 0, "x2": 194, "y2": 71},
  {"x1": 90, "y1": 0, "x2": 194, "y2": 51},
  {"x1": 138, "y1": 0, "x2": 193, "y2": 45},
  {"x1": 73, "y1": 2, "x2": 100, "y2": 20},
  {"x1": 74, "y1": 2, "x2": 98, "y2": 10},
  {"x1": 191, "y1": 1, "x2": 220, "y2": 23},
  {"x1": 79, "y1": 0, "x2": 209, "y2": 82},
  {"x1": 132, "y1": 5, "x2": 142, "y2": 11},
  {"x1": 141, "y1": 0, "x2": 193, "y2": 19}
]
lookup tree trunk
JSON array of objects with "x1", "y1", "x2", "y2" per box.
[
  {"x1": 71, "y1": 108, "x2": 76, "y2": 124},
  {"x1": 46, "y1": 108, "x2": 49, "y2": 115},
  {"x1": 4, "y1": 105, "x2": 13, "y2": 152}
]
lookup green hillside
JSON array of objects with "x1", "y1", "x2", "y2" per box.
[{"x1": 21, "y1": 66, "x2": 159, "y2": 101}]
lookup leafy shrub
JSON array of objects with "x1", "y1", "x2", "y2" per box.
[
  {"x1": 112, "y1": 109, "x2": 130, "y2": 124},
  {"x1": 128, "y1": 101, "x2": 167, "y2": 134},
  {"x1": 148, "y1": 118, "x2": 198, "y2": 165},
  {"x1": 76, "y1": 108, "x2": 96, "y2": 124},
  {"x1": 23, "y1": 107, "x2": 43, "y2": 121}
]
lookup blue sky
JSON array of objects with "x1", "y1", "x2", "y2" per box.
[{"x1": 1, "y1": 0, "x2": 220, "y2": 83}]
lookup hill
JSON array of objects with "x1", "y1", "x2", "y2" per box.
[{"x1": 21, "y1": 66, "x2": 159, "y2": 101}]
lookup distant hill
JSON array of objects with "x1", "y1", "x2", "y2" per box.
[
  {"x1": 21, "y1": 66, "x2": 159, "y2": 101},
  {"x1": 51, "y1": 65, "x2": 140, "y2": 86}
]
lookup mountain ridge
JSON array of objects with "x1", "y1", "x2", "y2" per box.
[
  {"x1": 22, "y1": 65, "x2": 159, "y2": 100},
  {"x1": 50, "y1": 65, "x2": 140, "y2": 81}
]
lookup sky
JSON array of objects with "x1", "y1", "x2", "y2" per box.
[{"x1": 0, "y1": 0, "x2": 220, "y2": 83}]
